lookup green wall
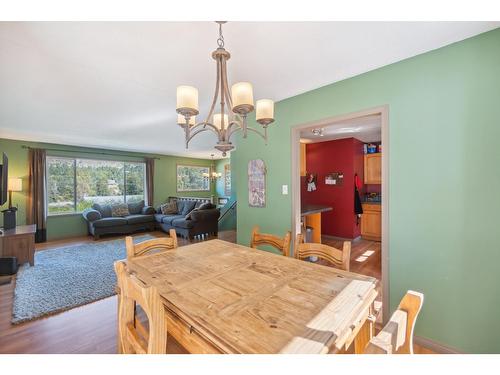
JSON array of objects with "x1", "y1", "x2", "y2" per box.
[
  {"x1": 0, "y1": 138, "x2": 216, "y2": 240},
  {"x1": 232, "y1": 28, "x2": 500, "y2": 353}
]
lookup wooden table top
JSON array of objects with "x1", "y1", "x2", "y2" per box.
[
  {"x1": 0, "y1": 224, "x2": 36, "y2": 237},
  {"x1": 127, "y1": 239, "x2": 378, "y2": 354}
]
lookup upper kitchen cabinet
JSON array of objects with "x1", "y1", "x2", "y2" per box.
[
  {"x1": 364, "y1": 153, "x2": 381, "y2": 184},
  {"x1": 300, "y1": 142, "x2": 307, "y2": 177}
]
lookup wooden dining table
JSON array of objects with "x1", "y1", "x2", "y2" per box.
[{"x1": 126, "y1": 239, "x2": 378, "y2": 354}]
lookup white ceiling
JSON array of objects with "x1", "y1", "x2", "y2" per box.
[
  {"x1": 300, "y1": 114, "x2": 381, "y2": 143},
  {"x1": 0, "y1": 22, "x2": 498, "y2": 159}
]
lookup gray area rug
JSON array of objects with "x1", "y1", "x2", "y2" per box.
[{"x1": 12, "y1": 235, "x2": 154, "y2": 324}]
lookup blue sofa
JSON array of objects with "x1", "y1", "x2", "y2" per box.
[
  {"x1": 82, "y1": 200, "x2": 155, "y2": 240},
  {"x1": 154, "y1": 197, "x2": 220, "y2": 239}
]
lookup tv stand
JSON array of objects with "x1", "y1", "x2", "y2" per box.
[{"x1": 0, "y1": 225, "x2": 36, "y2": 266}]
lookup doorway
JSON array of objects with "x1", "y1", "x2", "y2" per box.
[{"x1": 290, "y1": 105, "x2": 389, "y2": 323}]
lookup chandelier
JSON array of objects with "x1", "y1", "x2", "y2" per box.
[
  {"x1": 203, "y1": 154, "x2": 222, "y2": 182},
  {"x1": 176, "y1": 21, "x2": 275, "y2": 156}
]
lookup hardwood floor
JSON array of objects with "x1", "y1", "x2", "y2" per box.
[
  {"x1": 0, "y1": 230, "x2": 234, "y2": 354},
  {"x1": 0, "y1": 229, "x2": 433, "y2": 354}
]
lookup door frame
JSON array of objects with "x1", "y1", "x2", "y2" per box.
[{"x1": 290, "y1": 105, "x2": 390, "y2": 323}]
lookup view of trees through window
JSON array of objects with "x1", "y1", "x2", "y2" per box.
[
  {"x1": 47, "y1": 156, "x2": 146, "y2": 215},
  {"x1": 177, "y1": 165, "x2": 210, "y2": 192}
]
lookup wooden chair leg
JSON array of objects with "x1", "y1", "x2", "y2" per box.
[{"x1": 117, "y1": 296, "x2": 123, "y2": 354}]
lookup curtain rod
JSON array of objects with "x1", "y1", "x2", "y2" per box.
[{"x1": 21, "y1": 145, "x2": 160, "y2": 160}]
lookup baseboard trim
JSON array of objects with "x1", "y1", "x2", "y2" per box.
[{"x1": 414, "y1": 335, "x2": 463, "y2": 354}]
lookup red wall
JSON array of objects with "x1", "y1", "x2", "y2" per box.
[{"x1": 302, "y1": 137, "x2": 365, "y2": 239}]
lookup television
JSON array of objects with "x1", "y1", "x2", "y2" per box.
[{"x1": 0, "y1": 153, "x2": 7, "y2": 206}]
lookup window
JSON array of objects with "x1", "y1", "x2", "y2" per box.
[
  {"x1": 47, "y1": 156, "x2": 146, "y2": 215},
  {"x1": 176, "y1": 165, "x2": 210, "y2": 192}
]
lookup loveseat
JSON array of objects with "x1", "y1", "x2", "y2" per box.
[
  {"x1": 82, "y1": 200, "x2": 155, "y2": 240},
  {"x1": 155, "y1": 197, "x2": 220, "y2": 239}
]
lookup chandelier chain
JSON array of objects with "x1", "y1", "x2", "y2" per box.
[{"x1": 217, "y1": 22, "x2": 225, "y2": 48}]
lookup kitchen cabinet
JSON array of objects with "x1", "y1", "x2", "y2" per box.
[
  {"x1": 300, "y1": 142, "x2": 307, "y2": 177},
  {"x1": 361, "y1": 203, "x2": 381, "y2": 241},
  {"x1": 364, "y1": 153, "x2": 381, "y2": 184}
]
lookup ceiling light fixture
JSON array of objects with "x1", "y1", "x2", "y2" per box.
[
  {"x1": 312, "y1": 128, "x2": 324, "y2": 137},
  {"x1": 203, "y1": 154, "x2": 222, "y2": 182},
  {"x1": 176, "y1": 21, "x2": 275, "y2": 156}
]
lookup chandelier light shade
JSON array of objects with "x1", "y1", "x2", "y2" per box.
[
  {"x1": 213, "y1": 113, "x2": 229, "y2": 129},
  {"x1": 175, "y1": 21, "x2": 275, "y2": 156},
  {"x1": 231, "y1": 82, "x2": 254, "y2": 114},
  {"x1": 176, "y1": 85, "x2": 199, "y2": 116},
  {"x1": 256, "y1": 99, "x2": 275, "y2": 125}
]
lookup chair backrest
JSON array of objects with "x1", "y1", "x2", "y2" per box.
[
  {"x1": 294, "y1": 233, "x2": 351, "y2": 271},
  {"x1": 365, "y1": 290, "x2": 424, "y2": 354},
  {"x1": 114, "y1": 261, "x2": 167, "y2": 354},
  {"x1": 126, "y1": 229, "x2": 178, "y2": 260},
  {"x1": 250, "y1": 225, "x2": 292, "y2": 256}
]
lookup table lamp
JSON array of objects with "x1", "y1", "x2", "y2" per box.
[
  {"x1": 3, "y1": 178, "x2": 21, "y2": 230},
  {"x1": 8, "y1": 178, "x2": 22, "y2": 210}
]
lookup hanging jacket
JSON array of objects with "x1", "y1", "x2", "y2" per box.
[{"x1": 354, "y1": 174, "x2": 363, "y2": 219}]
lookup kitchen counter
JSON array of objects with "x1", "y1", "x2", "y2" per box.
[
  {"x1": 301, "y1": 204, "x2": 333, "y2": 216},
  {"x1": 300, "y1": 204, "x2": 332, "y2": 244}
]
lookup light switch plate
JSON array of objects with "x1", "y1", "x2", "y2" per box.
[{"x1": 282, "y1": 185, "x2": 288, "y2": 195}]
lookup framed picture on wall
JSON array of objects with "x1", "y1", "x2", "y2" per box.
[
  {"x1": 305, "y1": 172, "x2": 317, "y2": 192},
  {"x1": 248, "y1": 159, "x2": 266, "y2": 208},
  {"x1": 224, "y1": 163, "x2": 231, "y2": 197}
]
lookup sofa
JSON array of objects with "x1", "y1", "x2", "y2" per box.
[
  {"x1": 82, "y1": 200, "x2": 155, "y2": 240},
  {"x1": 155, "y1": 197, "x2": 220, "y2": 239}
]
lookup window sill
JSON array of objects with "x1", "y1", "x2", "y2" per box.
[{"x1": 47, "y1": 212, "x2": 83, "y2": 218}]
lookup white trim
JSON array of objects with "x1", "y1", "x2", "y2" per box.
[
  {"x1": 290, "y1": 105, "x2": 390, "y2": 323},
  {"x1": 414, "y1": 336, "x2": 464, "y2": 354},
  {"x1": 380, "y1": 106, "x2": 390, "y2": 324}
]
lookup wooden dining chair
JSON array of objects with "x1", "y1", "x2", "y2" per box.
[
  {"x1": 125, "y1": 229, "x2": 178, "y2": 260},
  {"x1": 117, "y1": 231, "x2": 177, "y2": 353},
  {"x1": 250, "y1": 225, "x2": 292, "y2": 256},
  {"x1": 114, "y1": 261, "x2": 167, "y2": 354},
  {"x1": 294, "y1": 233, "x2": 351, "y2": 271},
  {"x1": 365, "y1": 290, "x2": 424, "y2": 354}
]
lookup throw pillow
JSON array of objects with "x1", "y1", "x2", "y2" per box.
[
  {"x1": 128, "y1": 200, "x2": 145, "y2": 215},
  {"x1": 111, "y1": 204, "x2": 130, "y2": 217},
  {"x1": 198, "y1": 202, "x2": 215, "y2": 210},
  {"x1": 92, "y1": 203, "x2": 112, "y2": 218},
  {"x1": 160, "y1": 201, "x2": 178, "y2": 215}
]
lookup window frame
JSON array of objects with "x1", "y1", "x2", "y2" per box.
[
  {"x1": 45, "y1": 155, "x2": 147, "y2": 216},
  {"x1": 176, "y1": 164, "x2": 211, "y2": 193}
]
